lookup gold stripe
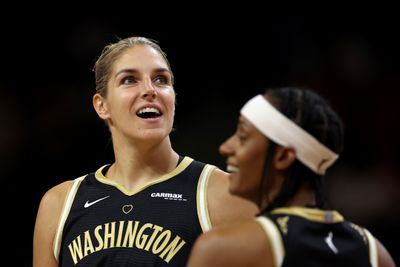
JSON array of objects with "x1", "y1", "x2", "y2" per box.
[
  {"x1": 197, "y1": 165, "x2": 214, "y2": 232},
  {"x1": 271, "y1": 206, "x2": 344, "y2": 223},
  {"x1": 94, "y1": 156, "x2": 193, "y2": 196},
  {"x1": 53, "y1": 175, "x2": 85, "y2": 260},
  {"x1": 255, "y1": 217, "x2": 285, "y2": 267},
  {"x1": 364, "y1": 228, "x2": 378, "y2": 267}
]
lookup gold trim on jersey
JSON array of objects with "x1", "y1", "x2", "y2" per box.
[
  {"x1": 53, "y1": 175, "x2": 86, "y2": 261},
  {"x1": 196, "y1": 164, "x2": 214, "y2": 232},
  {"x1": 255, "y1": 216, "x2": 285, "y2": 267},
  {"x1": 94, "y1": 156, "x2": 194, "y2": 196},
  {"x1": 270, "y1": 206, "x2": 344, "y2": 223},
  {"x1": 363, "y1": 228, "x2": 378, "y2": 267}
]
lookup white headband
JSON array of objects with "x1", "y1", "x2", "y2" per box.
[{"x1": 240, "y1": 95, "x2": 338, "y2": 175}]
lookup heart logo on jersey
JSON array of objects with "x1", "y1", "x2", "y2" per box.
[{"x1": 122, "y1": 204, "x2": 133, "y2": 214}]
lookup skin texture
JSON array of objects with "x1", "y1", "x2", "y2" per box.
[
  {"x1": 33, "y1": 43, "x2": 258, "y2": 267},
  {"x1": 187, "y1": 113, "x2": 396, "y2": 267},
  {"x1": 220, "y1": 116, "x2": 268, "y2": 205}
]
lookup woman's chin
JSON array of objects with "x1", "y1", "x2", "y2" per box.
[{"x1": 138, "y1": 129, "x2": 170, "y2": 140}]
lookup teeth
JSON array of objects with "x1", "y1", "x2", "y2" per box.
[
  {"x1": 138, "y1": 107, "x2": 160, "y2": 114},
  {"x1": 226, "y1": 165, "x2": 239, "y2": 173}
]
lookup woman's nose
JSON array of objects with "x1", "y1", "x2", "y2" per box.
[
  {"x1": 219, "y1": 135, "x2": 236, "y2": 157},
  {"x1": 142, "y1": 81, "x2": 157, "y2": 99}
]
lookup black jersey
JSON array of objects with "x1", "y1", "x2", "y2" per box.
[
  {"x1": 255, "y1": 207, "x2": 377, "y2": 267},
  {"x1": 53, "y1": 156, "x2": 215, "y2": 267}
]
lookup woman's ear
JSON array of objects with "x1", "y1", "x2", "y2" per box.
[
  {"x1": 93, "y1": 93, "x2": 110, "y2": 120},
  {"x1": 274, "y1": 146, "x2": 296, "y2": 170}
]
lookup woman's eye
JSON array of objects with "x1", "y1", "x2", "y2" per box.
[
  {"x1": 238, "y1": 134, "x2": 247, "y2": 144},
  {"x1": 121, "y1": 76, "x2": 136, "y2": 85},
  {"x1": 154, "y1": 75, "x2": 169, "y2": 85}
]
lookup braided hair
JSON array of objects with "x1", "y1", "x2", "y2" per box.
[{"x1": 258, "y1": 87, "x2": 344, "y2": 214}]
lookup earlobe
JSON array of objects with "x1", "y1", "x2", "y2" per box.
[
  {"x1": 274, "y1": 147, "x2": 296, "y2": 170},
  {"x1": 93, "y1": 94, "x2": 110, "y2": 120}
]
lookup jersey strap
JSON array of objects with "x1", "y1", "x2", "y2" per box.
[
  {"x1": 196, "y1": 164, "x2": 215, "y2": 232},
  {"x1": 53, "y1": 175, "x2": 85, "y2": 261},
  {"x1": 363, "y1": 228, "x2": 378, "y2": 267},
  {"x1": 255, "y1": 216, "x2": 285, "y2": 267}
]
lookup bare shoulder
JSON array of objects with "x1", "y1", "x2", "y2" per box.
[
  {"x1": 187, "y1": 220, "x2": 273, "y2": 267},
  {"x1": 38, "y1": 180, "x2": 74, "y2": 214},
  {"x1": 34, "y1": 180, "x2": 75, "y2": 236},
  {"x1": 376, "y1": 237, "x2": 396, "y2": 267},
  {"x1": 207, "y1": 167, "x2": 258, "y2": 226},
  {"x1": 33, "y1": 180, "x2": 75, "y2": 267}
]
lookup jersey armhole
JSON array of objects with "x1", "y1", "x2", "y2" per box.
[
  {"x1": 53, "y1": 175, "x2": 85, "y2": 261},
  {"x1": 196, "y1": 164, "x2": 215, "y2": 232},
  {"x1": 255, "y1": 216, "x2": 285, "y2": 267},
  {"x1": 363, "y1": 228, "x2": 378, "y2": 267}
]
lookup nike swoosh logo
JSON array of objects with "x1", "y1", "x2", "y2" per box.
[
  {"x1": 325, "y1": 231, "x2": 338, "y2": 254},
  {"x1": 84, "y1": 195, "x2": 110, "y2": 208}
]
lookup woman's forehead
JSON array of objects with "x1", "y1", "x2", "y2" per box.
[
  {"x1": 238, "y1": 115, "x2": 255, "y2": 130},
  {"x1": 238, "y1": 115, "x2": 266, "y2": 139},
  {"x1": 114, "y1": 46, "x2": 168, "y2": 71}
]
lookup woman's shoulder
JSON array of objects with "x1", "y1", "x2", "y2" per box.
[
  {"x1": 34, "y1": 179, "x2": 77, "y2": 245},
  {"x1": 201, "y1": 220, "x2": 267, "y2": 243},
  {"x1": 39, "y1": 180, "x2": 76, "y2": 212},
  {"x1": 41, "y1": 170, "x2": 92, "y2": 203},
  {"x1": 205, "y1": 166, "x2": 259, "y2": 226},
  {"x1": 188, "y1": 220, "x2": 272, "y2": 267}
]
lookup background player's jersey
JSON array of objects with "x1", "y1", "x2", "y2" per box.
[
  {"x1": 53, "y1": 156, "x2": 214, "y2": 267},
  {"x1": 256, "y1": 207, "x2": 377, "y2": 267}
]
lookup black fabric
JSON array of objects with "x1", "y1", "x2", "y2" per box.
[
  {"x1": 263, "y1": 209, "x2": 373, "y2": 267},
  {"x1": 58, "y1": 157, "x2": 207, "y2": 267}
]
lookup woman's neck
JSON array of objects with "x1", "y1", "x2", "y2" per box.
[
  {"x1": 107, "y1": 136, "x2": 179, "y2": 191},
  {"x1": 260, "y1": 181, "x2": 317, "y2": 213},
  {"x1": 285, "y1": 182, "x2": 317, "y2": 208}
]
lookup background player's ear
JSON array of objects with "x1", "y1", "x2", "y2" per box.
[{"x1": 274, "y1": 146, "x2": 296, "y2": 170}]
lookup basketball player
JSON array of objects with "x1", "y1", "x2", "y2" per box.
[
  {"x1": 33, "y1": 36, "x2": 258, "y2": 267},
  {"x1": 187, "y1": 87, "x2": 396, "y2": 267}
]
